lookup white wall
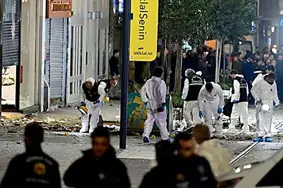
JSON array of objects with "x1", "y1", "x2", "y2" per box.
[
  {"x1": 20, "y1": 0, "x2": 37, "y2": 109},
  {"x1": 66, "y1": 0, "x2": 110, "y2": 104}
]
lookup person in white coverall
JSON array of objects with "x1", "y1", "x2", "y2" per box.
[
  {"x1": 141, "y1": 66, "x2": 169, "y2": 143},
  {"x1": 252, "y1": 70, "x2": 264, "y2": 131},
  {"x1": 80, "y1": 77, "x2": 96, "y2": 133},
  {"x1": 181, "y1": 69, "x2": 205, "y2": 128},
  {"x1": 80, "y1": 78, "x2": 118, "y2": 133},
  {"x1": 198, "y1": 82, "x2": 224, "y2": 135},
  {"x1": 253, "y1": 66, "x2": 275, "y2": 132},
  {"x1": 194, "y1": 124, "x2": 231, "y2": 178},
  {"x1": 229, "y1": 70, "x2": 250, "y2": 134},
  {"x1": 251, "y1": 73, "x2": 280, "y2": 142}
]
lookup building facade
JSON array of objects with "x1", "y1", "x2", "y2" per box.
[
  {"x1": 1, "y1": 0, "x2": 40, "y2": 113},
  {"x1": 258, "y1": 0, "x2": 281, "y2": 50},
  {"x1": 0, "y1": 0, "x2": 111, "y2": 113},
  {"x1": 67, "y1": 0, "x2": 110, "y2": 104}
]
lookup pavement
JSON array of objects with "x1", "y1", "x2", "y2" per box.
[
  {"x1": 1, "y1": 104, "x2": 283, "y2": 187},
  {"x1": 40, "y1": 100, "x2": 121, "y2": 122},
  {"x1": 0, "y1": 130, "x2": 282, "y2": 188}
]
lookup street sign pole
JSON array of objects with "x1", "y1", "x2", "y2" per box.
[{"x1": 120, "y1": 0, "x2": 131, "y2": 149}]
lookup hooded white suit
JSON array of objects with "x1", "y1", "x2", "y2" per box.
[
  {"x1": 252, "y1": 73, "x2": 264, "y2": 131},
  {"x1": 251, "y1": 76, "x2": 280, "y2": 137},
  {"x1": 198, "y1": 83, "x2": 224, "y2": 134},
  {"x1": 140, "y1": 76, "x2": 169, "y2": 140}
]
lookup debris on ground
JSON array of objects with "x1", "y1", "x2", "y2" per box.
[{"x1": 0, "y1": 113, "x2": 120, "y2": 133}]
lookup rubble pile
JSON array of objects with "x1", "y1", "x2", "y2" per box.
[
  {"x1": 0, "y1": 115, "x2": 82, "y2": 132},
  {"x1": 0, "y1": 114, "x2": 121, "y2": 133}
]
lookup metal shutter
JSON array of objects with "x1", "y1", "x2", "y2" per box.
[
  {"x1": 45, "y1": 18, "x2": 65, "y2": 99},
  {"x1": 2, "y1": 0, "x2": 21, "y2": 67},
  {"x1": 45, "y1": 19, "x2": 51, "y2": 84}
]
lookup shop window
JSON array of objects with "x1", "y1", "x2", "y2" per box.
[{"x1": 70, "y1": 26, "x2": 74, "y2": 76}]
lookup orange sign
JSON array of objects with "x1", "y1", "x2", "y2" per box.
[{"x1": 46, "y1": 0, "x2": 72, "y2": 18}]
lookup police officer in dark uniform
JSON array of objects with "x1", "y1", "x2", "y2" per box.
[
  {"x1": 173, "y1": 132, "x2": 217, "y2": 188},
  {"x1": 139, "y1": 133, "x2": 217, "y2": 188},
  {"x1": 228, "y1": 70, "x2": 250, "y2": 134},
  {"x1": 181, "y1": 69, "x2": 205, "y2": 128},
  {"x1": 0, "y1": 122, "x2": 61, "y2": 188},
  {"x1": 64, "y1": 127, "x2": 130, "y2": 188}
]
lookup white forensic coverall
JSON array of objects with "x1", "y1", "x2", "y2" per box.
[
  {"x1": 229, "y1": 75, "x2": 249, "y2": 133},
  {"x1": 140, "y1": 76, "x2": 169, "y2": 140},
  {"x1": 252, "y1": 73, "x2": 263, "y2": 131},
  {"x1": 181, "y1": 75, "x2": 203, "y2": 127},
  {"x1": 80, "y1": 77, "x2": 95, "y2": 133},
  {"x1": 198, "y1": 83, "x2": 224, "y2": 134},
  {"x1": 251, "y1": 77, "x2": 280, "y2": 137},
  {"x1": 196, "y1": 139, "x2": 231, "y2": 178},
  {"x1": 80, "y1": 79, "x2": 108, "y2": 133}
]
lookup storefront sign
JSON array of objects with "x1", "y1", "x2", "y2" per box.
[
  {"x1": 46, "y1": 0, "x2": 72, "y2": 18},
  {"x1": 129, "y1": 0, "x2": 158, "y2": 62}
]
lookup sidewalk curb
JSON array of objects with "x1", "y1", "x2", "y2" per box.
[{"x1": 47, "y1": 132, "x2": 90, "y2": 137}]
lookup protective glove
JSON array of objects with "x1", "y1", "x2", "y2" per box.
[
  {"x1": 81, "y1": 101, "x2": 86, "y2": 106},
  {"x1": 94, "y1": 100, "x2": 104, "y2": 106},
  {"x1": 199, "y1": 111, "x2": 204, "y2": 118},
  {"x1": 274, "y1": 105, "x2": 280, "y2": 110},
  {"x1": 157, "y1": 103, "x2": 166, "y2": 112},
  {"x1": 217, "y1": 108, "x2": 223, "y2": 114}
]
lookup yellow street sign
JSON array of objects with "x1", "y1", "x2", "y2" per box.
[{"x1": 129, "y1": 0, "x2": 158, "y2": 62}]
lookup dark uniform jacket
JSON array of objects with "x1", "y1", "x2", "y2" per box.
[
  {"x1": 232, "y1": 76, "x2": 248, "y2": 102},
  {"x1": 109, "y1": 56, "x2": 119, "y2": 77},
  {"x1": 0, "y1": 148, "x2": 61, "y2": 188},
  {"x1": 139, "y1": 154, "x2": 217, "y2": 188},
  {"x1": 64, "y1": 147, "x2": 130, "y2": 188},
  {"x1": 82, "y1": 80, "x2": 112, "y2": 102},
  {"x1": 185, "y1": 75, "x2": 205, "y2": 101}
]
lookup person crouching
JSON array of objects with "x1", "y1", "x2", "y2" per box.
[{"x1": 80, "y1": 78, "x2": 118, "y2": 133}]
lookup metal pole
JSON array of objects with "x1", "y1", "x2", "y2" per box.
[{"x1": 119, "y1": 0, "x2": 131, "y2": 149}]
